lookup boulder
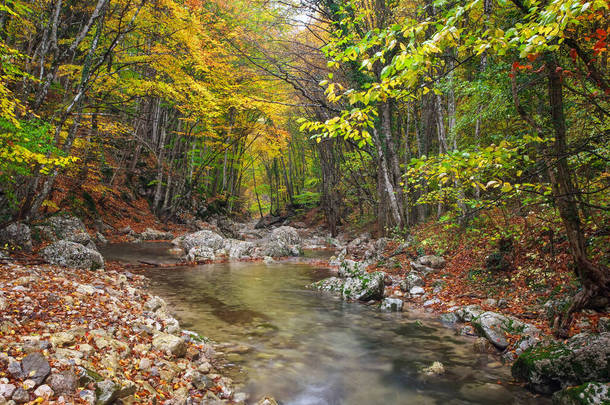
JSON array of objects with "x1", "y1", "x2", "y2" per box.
[
  {"x1": 175, "y1": 230, "x2": 225, "y2": 253},
  {"x1": 472, "y1": 311, "x2": 539, "y2": 350},
  {"x1": 186, "y1": 246, "x2": 216, "y2": 262},
  {"x1": 11, "y1": 387, "x2": 29, "y2": 403},
  {"x1": 20, "y1": 352, "x2": 50, "y2": 386},
  {"x1": 341, "y1": 272, "x2": 385, "y2": 301},
  {"x1": 338, "y1": 259, "x2": 367, "y2": 277},
  {"x1": 41, "y1": 241, "x2": 104, "y2": 270},
  {"x1": 417, "y1": 255, "x2": 445, "y2": 269},
  {"x1": 263, "y1": 226, "x2": 302, "y2": 257},
  {"x1": 39, "y1": 215, "x2": 97, "y2": 249},
  {"x1": 512, "y1": 332, "x2": 610, "y2": 394},
  {"x1": 224, "y1": 239, "x2": 254, "y2": 258},
  {"x1": 381, "y1": 298, "x2": 403, "y2": 311},
  {"x1": 0, "y1": 384, "x2": 16, "y2": 399},
  {"x1": 33, "y1": 385, "x2": 53, "y2": 399},
  {"x1": 0, "y1": 223, "x2": 32, "y2": 252},
  {"x1": 552, "y1": 382, "x2": 610, "y2": 405},
  {"x1": 140, "y1": 228, "x2": 174, "y2": 241},
  {"x1": 152, "y1": 333, "x2": 187, "y2": 357}
]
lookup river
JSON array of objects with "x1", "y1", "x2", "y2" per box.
[{"x1": 103, "y1": 243, "x2": 547, "y2": 405}]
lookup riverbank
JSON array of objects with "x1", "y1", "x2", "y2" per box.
[{"x1": 0, "y1": 260, "x2": 246, "y2": 404}]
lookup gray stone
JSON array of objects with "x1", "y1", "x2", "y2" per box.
[
  {"x1": 265, "y1": 226, "x2": 302, "y2": 257},
  {"x1": 224, "y1": 239, "x2": 254, "y2": 258},
  {"x1": 20, "y1": 352, "x2": 50, "y2": 385},
  {"x1": 176, "y1": 230, "x2": 225, "y2": 253},
  {"x1": 145, "y1": 296, "x2": 166, "y2": 313},
  {"x1": 423, "y1": 298, "x2": 441, "y2": 307},
  {"x1": 0, "y1": 384, "x2": 16, "y2": 399},
  {"x1": 186, "y1": 246, "x2": 215, "y2": 262},
  {"x1": 11, "y1": 388, "x2": 28, "y2": 403},
  {"x1": 338, "y1": 259, "x2": 366, "y2": 278},
  {"x1": 455, "y1": 305, "x2": 483, "y2": 322},
  {"x1": 418, "y1": 255, "x2": 445, "y2": 269},
  {"x1": 47, "y1": 371, "x2": 78, "y2": 395},
  {"x1": 409, "y1": 286, "x2": 425, "y2": 296},
  {"x1": 41, "y1": 241, "x2": 104, "y2": 270},
  {"x1": 33, "y1": 385, "x2": 53, "y2": 398},
  {"x1": 472, "y1": 311, "x2": 539, "y2": 350},
  {"x1": 152, "y1": 333, "x2": 187, "y2": 357},
  {"x1": 341, "y1": 272, "x2": 385, "y2": 301},
  {"x1": 380, "y1": 298, "x2": 403, "y2": 312},
  {"x1": 139, "y1": 228, "x2": 173, "y2": 241},
  {"x1": 42, "y1": 215, "x2": 87, "y2": 241},
  {"x1": 552, "y1": 382, "x2": 610, "y2": 405},
  {"x1": 401, "y1": 273, "x2": 423, "y2": 291},
  {"x1": 0, "y1": 223, "x2": 32, "y2": 253},
  {"x1": 512, "y1": 332, "x2": 610, "y2": 394},
  {"x1": 439, "y1": 312, "x2": 459, "y2": 325},
  {"x1": 7, "y1": 359, "x2": 21, "y2": 378}
]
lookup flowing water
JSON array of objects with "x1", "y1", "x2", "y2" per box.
[{"x1": 103, "y1": 243, "x2": 548, "y2": 405}]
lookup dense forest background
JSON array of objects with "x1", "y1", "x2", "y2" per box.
[{"x1": 0, "y1": 0, "x2": 608, "y2": 335}]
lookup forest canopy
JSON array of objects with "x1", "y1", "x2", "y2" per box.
[{"x1": 0, "y1": 0, "x2": 608, "y2": 336}]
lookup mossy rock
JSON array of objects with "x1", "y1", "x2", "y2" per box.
[
  {"x1": 512, "y1": 333, "x2": 610, "y2": 395},
  {"x1": 552, "y1": 382, "x2": 610, "y2": 405}
]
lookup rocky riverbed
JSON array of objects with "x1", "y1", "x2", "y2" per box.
[{"x1": 1, "y1": 215, "x2": 609, "y2": 404}]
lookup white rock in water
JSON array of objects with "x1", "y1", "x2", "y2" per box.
[{"x1": 422, "y1": 361, "x2": 445, "y2": 376}]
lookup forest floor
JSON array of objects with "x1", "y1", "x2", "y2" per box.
[{"x1": 367, "y1": 212, "x2": 609, "y2": 340}]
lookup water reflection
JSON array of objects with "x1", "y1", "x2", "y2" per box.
[{"x1": 144, "y1": 261, "x2": 547, "y2": 405}]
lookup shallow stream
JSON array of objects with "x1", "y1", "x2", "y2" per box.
[{"x1": 103, "y1": 243, "x2": 547, "y2": 405}]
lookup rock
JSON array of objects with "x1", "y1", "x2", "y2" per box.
[
  {"x1": 263, "y1": 256, "x2": 275, "y2": 264},
  {"x1": 472, "y1": 311, "x2": 539, "y2": 350},
  {"x1": 42, "y1": 215, "x2": 87, "y2": 240},
  {"x1": 186, "y1": 246, "x2": 216, "y2": 262},
  {"x1": 482, "y1": 298, "x2": 497, "y2": 307},
  {"x1": 552, "y1": 382, "x2": 610, "y2": 405},
  {"x1": 265, "y1": 226, "x2": 302, "y2": 257},
  {"x1": 7, "y1": 359, "x2": 21, "y2": 378},
  {"x1": 95, "y1": 380, "x2": 124, "y2": 405},
  {"x1": 11, "y1": 388, "x2": 28, "y2": 403},
  {"x1": 176, "y1": 230, "x2": 225, "y2": 253},
  {"x1": 47, "y1": 371, "x2": 78, "y2": 395},
  {"x1": 22, "y1": 337, "x2": 50, "y2": 354},
  {"x1": 152, "y1": 333, "x2": 186, "y2": 357},
  {"x1": 401, "y1": 273, "x2": 423, "y2": 291},
  {"x1": 455, "y1": 305, "x2": 483, "y2": 322},
  {"x1": 20, "y1": 352, "x2": 50, "y2": 385},
  {"x1": 423, "y1": 298, "x2": 441, "y2": 307},
  {"x1": 95, "y1": 232, "x2": 108, "y2": 246},
  {"x1": 598, "y1": 317, "x2": 610, "y2": 333},
  {"x1": 119, "y1": 226, "x2": 134, "y2": 235},
  {"x1": 422, "y1": 361, "x2": 445, "y2": 376},
  {"x1": 381, "y1": 298, "x2": 403, "y2": 311},
  {"x1": 417, "y1": 255, "x2": 445, "y2": 269},
  {"x1": 50, "y1": 331, "x2": 76, "y2": 347},
  {"x1": 439, "y1": 312, "x2": 459, "y2": 325},
  {"x1": 139, "y1": 228, "x2": 173, "y2": 241},
  {"x1": 473, "y1": 337, "x2": 497, "y2": 354},
  {"x1": 224, "y1": 239, "x2": 254, "y2": 258},
  {"x1": 257, "y1": 397, "x2": 279, "y2": 405},
  {"x1": 409, "y1": 286, "x2": 425, "y2": 296},
  {"x1": 22, "y1": 379, "x2": 36, "y2": 390},
  {"x1": 338, "y1": 259, "x2": 366, "y2": 277},
  {"x1": 310, "y1": 272, "x2": 385, "y2": 301},
  {"x1": 0, "y1": 384, "x2": 16, "y2": 399},
  {"x1": 41, "y1": 241, "x2": 104, "y2": 270},
  {"x1": 341, "y1": 272, "x2": 385, "y2": 301},
  {"x1": 0, "y1": 223, "x2": 32, "y2": 253},
  {"x1": 145, "y1": 296, "x2": 166, "y2": 313},
  {"x1": 79, "y1": 389, "x2": 96, "y2": 404},
  {"x1": 512, "y1": 332, "x2": 610, "y2": 394},
  {"x1": 33, "y1": 385, "x2": 53, "y2": 398}
]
